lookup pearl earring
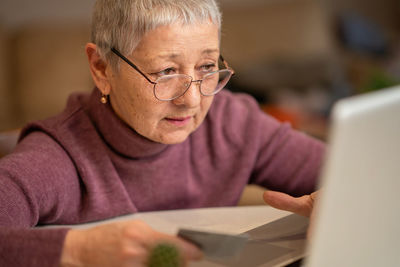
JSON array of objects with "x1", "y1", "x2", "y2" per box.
[{"x1": 100, "y1": 94, "x2": 108, "y2": 104}]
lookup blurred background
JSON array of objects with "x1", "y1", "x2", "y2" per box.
[{"x1": 1, "y1": 0, "x2": 399, "y2": 140}]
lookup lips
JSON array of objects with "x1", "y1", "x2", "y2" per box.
[{"x1": 165, "y1": 116, "x2": 192, "y2": 126}]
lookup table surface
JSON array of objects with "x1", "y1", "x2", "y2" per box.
[
  {"x1": 59, "y1": 205, "x2": 308, "y2": 267},
  {"x1": 71, "y1": 205, "x2": 289, "y2": 233}
]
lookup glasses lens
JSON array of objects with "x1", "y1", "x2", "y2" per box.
[
  {"x1": 155, "y1": 75, "x2": 192, "y2": 100},
  {"x1": 201, "y1": 70, "x2": 233, "y2": 96}
]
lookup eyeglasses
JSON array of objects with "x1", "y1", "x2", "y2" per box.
[{"x1": 111, "y1": 47, "x2": 234, "y2": 101}]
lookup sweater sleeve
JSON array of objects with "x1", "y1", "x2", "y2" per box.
[
  {"x1": 0, "y1": 227, "x2": 69, "y2": 267},
  {"x1": 0, "y1": 131, "x2": 78, "y2": 267},
  {"x1": 214, "y1": 91, "x2": 325, "y2": 197},
  {"x1": 251, "y1": 119, "x2": 325, "y2": 196},
  {"x1": 250, "y1": 106, "x2": 325, "y2": 196}
]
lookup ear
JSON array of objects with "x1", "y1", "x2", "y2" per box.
[{"x1": 85, "y1": 43, "x2": 112, "y2": 95}]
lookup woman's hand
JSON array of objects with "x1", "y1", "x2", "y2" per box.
[
  {"x1": 60, "y1": 219, "x2": 203, "y2": 267},
  {"x1": 262, "y1": 190, "x2": 319, "y2": 217},
  {"x1": 263, "y1": 190, "x2": 320, "y2": 239}
]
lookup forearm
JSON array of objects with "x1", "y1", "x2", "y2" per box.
[{"x1": 60, "y1": 229, "x2": 85, "y2": 267}]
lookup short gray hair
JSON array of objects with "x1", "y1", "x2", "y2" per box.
[{"x1": 91, "y1": 0, "x2": 222, "y2": 71}]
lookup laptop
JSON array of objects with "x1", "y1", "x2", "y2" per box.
[{"x1": 304, "y1": 85, "x2": 400, "y2": 267}]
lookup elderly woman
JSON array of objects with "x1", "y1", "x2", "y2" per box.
[{"x1": 0, "y1": 0, "x2": 324, "y2": 266}]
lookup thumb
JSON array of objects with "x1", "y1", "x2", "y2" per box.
[
  {"x1": 158, "y1": 233, "x2": 203, "y2": 261},
  {"x1": 177, "y1": 238, "x2": 204, "y2": 261},
  {"x1": 263, "y1": 190, "x2": 314, "y2": 217}
]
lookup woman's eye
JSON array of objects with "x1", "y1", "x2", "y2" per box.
[
  {"x1": 157, "y1": 68, "x2": 176, "y2": 76},
  {"x1": 201, "y1": 63, "x2": 217, "y2": 72}
]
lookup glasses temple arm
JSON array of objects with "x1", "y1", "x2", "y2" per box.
[
  {"x1": 219, "y1": 55, "x2": 234, "y2": 74},
  {"x1": 111, "y1": 47, "x2": 155, "y2": 84}
]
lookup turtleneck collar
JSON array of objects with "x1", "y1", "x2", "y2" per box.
[{"x1": 87, "y1": 89, "x2": 169, "y2": 158}]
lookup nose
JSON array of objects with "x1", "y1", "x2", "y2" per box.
[{"x1": 171, "y1": 79, "x2": 202, "y2": 107}]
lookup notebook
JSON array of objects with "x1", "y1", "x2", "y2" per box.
[{"x1": 304, "y1": 85, "x2": 400, "y2": 267}]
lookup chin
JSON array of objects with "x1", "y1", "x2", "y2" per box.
[
  {"x1": 160, "y1": 136, "x2": 189, "y2": 145},
  {"x1": 157, "y1": 132, "x2": 191, "y2": 144}
]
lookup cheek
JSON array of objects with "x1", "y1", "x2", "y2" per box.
[
  {"x1": 124, "y1": 93, "x2": 168, "y2": 133},
  {"x1": 200, "y1": 96, "x2": 214, "y2": 116},
  {"x1": 111, "y1": 77, "x2": 156, "y2": 125},
  {"x1": 123, "y1": 94, "x2": 158, "y2": 127},
  {"x1": 112, "y1": 87, "x2": 137, "y2": 119},
  {"x1": 194, "y1": 96, "x2": 214, "y2": 126}
]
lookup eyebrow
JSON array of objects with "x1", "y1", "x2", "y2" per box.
[
  {"x1": 202, "y1": 49, "x2": 219, "y2": 55},
  {"x1": 154, "y1": 53, "x2": 180, "y2": 60},
  {"x1": 153, "y1": 49, "x2": 220, "y2": 60}
]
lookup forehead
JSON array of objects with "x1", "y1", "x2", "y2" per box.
[{"x1": 132, "y1": 22, "x2": 220, "y2": 59}]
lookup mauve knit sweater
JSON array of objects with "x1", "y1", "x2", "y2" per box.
[{"x1": 0, "y1": 89, "x2": 324, "y2": 266}]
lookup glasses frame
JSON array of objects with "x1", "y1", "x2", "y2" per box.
[{"x1": 111, "y1": 47, "x2": 234, "y2": 101}]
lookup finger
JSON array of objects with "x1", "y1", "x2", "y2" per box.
[
  {"x1": 125, "y1": 220, "x2": 203, "y2": 263},
  {"x1": 263, "y1": 190, "x2": 303, "y2": 212},
  {"x1": 263, "y1": 190, "x2": 313, "y2": 217},
  {"x1": 149, "y1": 231, "x2": 203, "y2": 262},
  {"x1": 309, "y1": 190, "x2": 319, "y2": 202},
  {"x1": 306, "y1": 190, "x2": 321, "y2": 239},
  {"x1": 176, "y1": 237, "x2": 203, "y2": 261},
  {"x1": 162, "y1": 235, "x2": 203, "y2": 261}
]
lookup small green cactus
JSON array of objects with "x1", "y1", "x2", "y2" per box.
[{"x1": 148, "y1": 243, "x2": 181, "y2": 267}]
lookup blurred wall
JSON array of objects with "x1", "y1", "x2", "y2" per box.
[
  {"x1": 0, "y1": 0, "x2": 95, "y2": 29},
  {"x1": 0, "y1": 0, "x2": 95, "y2": 131},
  {"x1": 219, "y1": 0, "x2": 338, "y2": 107},
  {"x1": 220, "y1": 0, "x2": 335, "y2": 70},
  {"x1": 13, "y1": 24, "x2": 92, "y2": 123},
  {"x1": 0, "y1": 0, "x2": 398, "y2": 132},
  {"x1": 0, "y1": 25, "x2": 14, "y2": 129}
]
